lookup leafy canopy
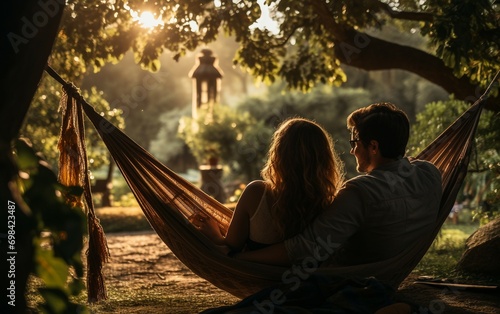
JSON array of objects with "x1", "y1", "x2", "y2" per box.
[{"x1": 58, "y1": 0, "x2": 499, "y2": 105}]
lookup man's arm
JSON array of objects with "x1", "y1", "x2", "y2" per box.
[
  {"x1": 234, "y1": 242, "x2": 290, "y2": 266},
  {"x1": 235, "y1": 184, "x2": 365, "y2": 266}
]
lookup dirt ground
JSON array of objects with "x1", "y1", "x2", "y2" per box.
[{"x1": 87, "y1": 231, "x2": 499, "y2": 313}]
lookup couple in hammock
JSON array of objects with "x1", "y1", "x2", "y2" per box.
[{"x1": 191, "y1": 102, "x2": 442, "y2": 271}]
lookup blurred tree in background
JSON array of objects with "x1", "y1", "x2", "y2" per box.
[
  {"x1": 81, "y1": 53, "x2": 190, "y2": 151},
  {"x1": 178, "y1": 104, "x2": 266, "y2": 178},
  {"x1": 180, "y1": 85, "x2": 383, "y2": 184},
  {"x1": 408, "y1": 98, "x2": 500, "y2": 224}
]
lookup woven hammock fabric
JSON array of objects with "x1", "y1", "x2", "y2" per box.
[
  {"x1": 50, "y1": 66, "x2": 497, "y2": 300},
  {"x1": 82, "y1": 98, "x2": 484, "y2": 298}
]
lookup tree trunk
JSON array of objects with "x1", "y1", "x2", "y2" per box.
[{"x1": 1, "y1": 1, "x2": 65, "y2": 312}]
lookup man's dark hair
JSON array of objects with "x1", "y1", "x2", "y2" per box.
[{"x1": 347, "y1": 102, "x2": 410, "y2": 159}]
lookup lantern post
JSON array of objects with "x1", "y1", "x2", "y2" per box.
[{"x1": 188, "y1": 49, "x2": 226, "y2": 203}]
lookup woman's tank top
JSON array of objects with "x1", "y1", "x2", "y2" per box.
[{"x1": 247, "y1": 188, "x2": 283, "y2": 250}]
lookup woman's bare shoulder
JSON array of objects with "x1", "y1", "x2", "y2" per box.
[{"x1": 242, "y1": 180, "x2": 267, "y2": 196}]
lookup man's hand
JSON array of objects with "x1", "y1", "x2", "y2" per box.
[{"x1": 235, "y1": 242, "x2": 291, "y2": 266}]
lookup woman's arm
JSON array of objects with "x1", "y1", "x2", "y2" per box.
[
  {"x1": 190, "y1": 213, "x2": 226, "y2": 245},
  {"x1": 192, "y1": 180, "x2": 266, "y2": 252},
  {"x1": 223, "y1": 180, "x2": 265, "y2": 251}
]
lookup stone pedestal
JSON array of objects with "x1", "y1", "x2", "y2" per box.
[{"x1": 199, "y1": 165, "x2": 227, "y2": 203}]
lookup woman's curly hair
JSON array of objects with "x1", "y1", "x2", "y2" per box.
[{"x1": 261, "y1": 118, "x2": 344, "y2": 239}]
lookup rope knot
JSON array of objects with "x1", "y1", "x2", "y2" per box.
[{"x1": 63, "y1": 82, "x2": 84, "y2": 102}]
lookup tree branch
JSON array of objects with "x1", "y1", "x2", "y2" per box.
[
  {"x1": 308, "y1": 0, "x2": 499, "y2": 111},
  {"x1": 332, "y1": 27, "x2": 499, "y2": 111},
  {"x1": 373, "y1": 0, "x2": 434, "y2": 22}
]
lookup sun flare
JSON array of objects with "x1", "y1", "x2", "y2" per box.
[{"x1": 132, "y1": 11, "x2": 163, "y2": 29}]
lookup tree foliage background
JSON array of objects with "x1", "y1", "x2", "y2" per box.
[
  {"x1": 29, "y1": 0, "x2": 500, "y2": 173},
  {"x1": 20, "y1": 0, "x2": 498, "y2": 200},
  {"x1": 54, "y1": 0, "x2": 499, "y2": 109},
  {"x1": 408, "y1": 98, "x2": 500, "y2": 223}
]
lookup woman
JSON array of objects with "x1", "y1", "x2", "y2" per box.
[{"x1": 191, "y1": 117, "x2": 344, "y2": 253}]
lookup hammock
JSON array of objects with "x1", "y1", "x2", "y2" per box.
[{"x1": 47, "y1": 66, "x2": 498, "y2": 302}]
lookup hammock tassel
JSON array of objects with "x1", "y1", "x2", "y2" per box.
[
  {"x1": 57, "y1": 83, "x2": 109, "y2": 302},
  {"x1": 86, "y1": 213, "x2": 109, "y2": 302}
]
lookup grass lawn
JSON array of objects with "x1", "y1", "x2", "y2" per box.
[
  {"x1": 412, "y1": 222, "x2": 481, "y2": 280},
  {"x1": 96, "y1": 206, "x2": 153, "y2": 233}
]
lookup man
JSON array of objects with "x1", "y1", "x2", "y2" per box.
[{"x1": 236, "y1": 102, "x2": 442, "y2": 272}]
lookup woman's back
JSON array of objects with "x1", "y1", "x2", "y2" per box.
[{"x1": 247, "y1": 183, "x2": 283, "y2": 250}]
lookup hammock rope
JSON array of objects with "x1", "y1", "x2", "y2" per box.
[
  {"x1": 49, "y1": 66, "x2": 109, "y2": 302},
  {"x1": 46, "y1": 65, "x2": 499, "y2": 301}
]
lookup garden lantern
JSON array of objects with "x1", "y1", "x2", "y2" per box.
[{"x1": 188, "y1": 49, "x2": 223, "y2": 118}]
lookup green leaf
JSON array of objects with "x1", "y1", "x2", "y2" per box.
[
  {"x1": 14, "y1": 139, "x2": 40, "y2": 171},
  {"x1": 59, "y1": 184, "x2": 84, "y2": 198},
  {"x1": 35, "y1": 248, "x2": 69, "y2": 289},
  {"x1": 38, "y1": 288, "x2": 69, "y2": 314},
  {"x1": 68, "y1": 278, "x2": 85, "y2": 296}
]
